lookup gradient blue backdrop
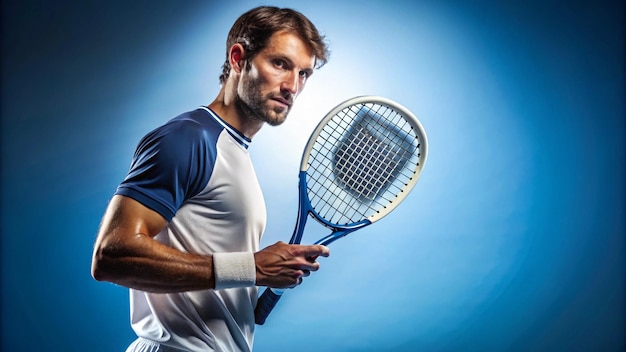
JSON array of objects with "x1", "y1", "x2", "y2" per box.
[{"x1": 2, "y1": 0, "x2": 624, "y2": 351}]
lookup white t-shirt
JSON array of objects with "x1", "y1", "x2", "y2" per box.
[{"x1": 116, "y1": 107, "x2": 266, "y2": 351}]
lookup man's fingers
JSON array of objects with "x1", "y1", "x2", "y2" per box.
[
  {"x1": 293, "y1": 245, "x2": 329, "y2": 272},
  {"x1": 255, "y1": 242, "x2": 330, "y2": 288},
  {"x1": 299, "y1": 244, "x2": 330, "y2": 258},
  {"x1": 292, "y1": 258, "x2": 323, "y2": 274}
]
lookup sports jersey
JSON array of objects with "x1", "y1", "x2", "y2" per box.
[{"x1": 115, "y1": 107, "x2": 267, "y2": 351}]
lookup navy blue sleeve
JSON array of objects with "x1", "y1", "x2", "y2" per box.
[{"x1": 115, "y1": 114, "x2": 220, "y2": 221}]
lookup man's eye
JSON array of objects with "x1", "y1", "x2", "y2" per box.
[{"x1": 274, "y1": 60, "x2": 285, "y2": 68}]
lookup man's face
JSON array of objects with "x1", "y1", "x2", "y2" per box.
[{"x1": 235, "y1": 31, "x2": 316, "y2": 126}]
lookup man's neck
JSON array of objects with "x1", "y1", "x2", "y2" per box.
[{"x1": 208, "y1": 87, "x2": 264, "y2": 139}]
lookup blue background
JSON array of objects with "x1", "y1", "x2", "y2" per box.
[{"x1": 2, "y1": 0, "x2": 624, "y2": 351}]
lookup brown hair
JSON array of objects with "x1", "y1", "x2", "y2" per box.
[{"x1": 219, "y1": 6, "x2": 330, "y2": 84}]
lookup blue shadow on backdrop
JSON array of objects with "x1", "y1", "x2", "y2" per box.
[{"x1": 2, "y1": 0, "x2": 624, "y2": 351}]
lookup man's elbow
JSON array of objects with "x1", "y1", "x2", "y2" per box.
[
  {"x1": 91, "y1": 253, "x2": 107, "y2": 282},
  {"x1": 91, "y1": 245, "x2": 116, "y2": 283}
]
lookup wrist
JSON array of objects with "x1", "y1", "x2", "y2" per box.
[{"x1": 213, "y1": 252, "x2": 256, "y2": 290}]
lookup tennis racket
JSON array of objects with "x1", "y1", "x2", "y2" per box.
[{"x1": 254, "y1": 95, "x2": 428, "y2": 325}]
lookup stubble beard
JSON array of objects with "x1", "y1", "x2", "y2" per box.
[{"x1": 235, "y1": 76, "x2": 290, "y2": 127}]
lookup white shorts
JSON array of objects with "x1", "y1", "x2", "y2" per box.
[{"x1": 126, "y1": 338, "x2": 187, "y2": 352}]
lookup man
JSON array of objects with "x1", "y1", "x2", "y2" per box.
[{"x1": 91, "y1": 6, "x2": 331, "y2": 352}]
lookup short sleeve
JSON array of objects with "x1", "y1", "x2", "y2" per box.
[{"x1": 115, "y1": 115, "x2": 220, "y2": 221}]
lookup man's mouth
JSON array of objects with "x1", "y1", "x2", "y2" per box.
[{"x1": 271, "y1": 97, "x2": 292, "y2": 108}]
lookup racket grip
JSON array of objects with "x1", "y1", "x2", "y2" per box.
[{"x1": 254, "y1": 288, "x2": 284, "y2": 325}]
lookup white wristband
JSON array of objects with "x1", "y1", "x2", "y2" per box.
[{"x1": 213, "y1": 252, "x2": 256, "y2": 290}]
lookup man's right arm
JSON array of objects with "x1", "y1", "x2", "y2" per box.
[{"x1": 91, "y1": 195, "x2": 329, "y2": 292}]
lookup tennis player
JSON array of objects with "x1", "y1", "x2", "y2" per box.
[{"x1": 91, "y1": 6, "x2": 330, "y2": 352}]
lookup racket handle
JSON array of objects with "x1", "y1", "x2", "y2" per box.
[{"x1": 254, "y1": 287, "x2": 284, "y2": 325}]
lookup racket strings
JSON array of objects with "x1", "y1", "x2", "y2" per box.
[
  {"x1": 336, "y1": 104, "x2": 417, "y2": 209},
  {"x1": 336, "y1": 126, "x2": 399, "y2": 198},
  {"x1": 307, "y1": 103, "x2": 421, "y2": 225}
]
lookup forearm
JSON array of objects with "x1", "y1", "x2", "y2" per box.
[{"x1": 92, "y1": 233, "x2": 215, "y2": 293}]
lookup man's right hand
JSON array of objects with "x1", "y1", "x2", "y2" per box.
[{"x1": 254, "y1": 241, "x2": 330, "y2": 288}]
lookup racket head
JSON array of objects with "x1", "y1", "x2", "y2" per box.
[{"x1": 300, "y1": 96, "x2": 428, "y2": 229}]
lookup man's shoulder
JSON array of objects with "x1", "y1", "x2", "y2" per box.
[
  {"x1": 168, "y1": 108, "x2": 222, "y2": 130},
  {"x1": 157, "y1": 108, "x2": 225, "y2": 142}
]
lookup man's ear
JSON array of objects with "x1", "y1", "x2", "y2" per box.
[{"x1": 229, "y1": 44, "x2": 246, "y2": 74}]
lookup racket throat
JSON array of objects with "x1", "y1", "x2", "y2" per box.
[
  {"x1": 314, "y1": 231, "x2": 349, "y2": 246},
  {"x1": 314, "y1": 219, "x2": 371, "y2": 246}
]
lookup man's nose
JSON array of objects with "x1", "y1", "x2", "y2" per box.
[{"x1": 281, "y1": 71, "x2": 299, "y2": 95}]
